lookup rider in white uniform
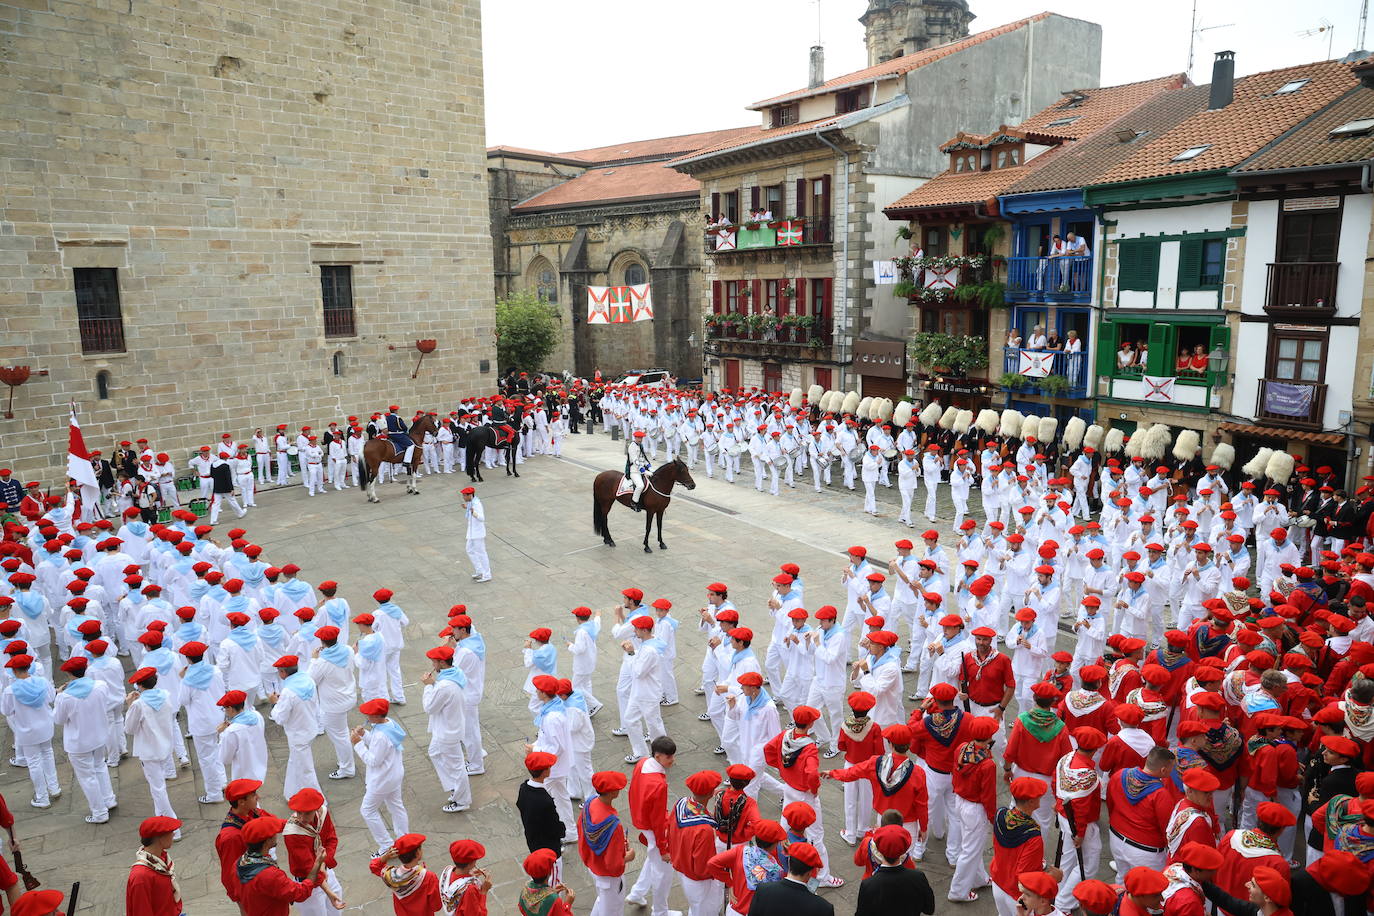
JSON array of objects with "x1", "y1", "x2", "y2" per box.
[{"x1": 625, "y1": 430, "x2": 652, "y2": 511}]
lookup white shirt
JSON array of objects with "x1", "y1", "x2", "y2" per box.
[
  {"x1": 0, "y1": 677, "x2": 54, "y2": 745},
  {"x1": 531, "y1": 704, "x2": 572, "y2": 779},
  {"x1": 219, "y1": 715, "x2": 268, "y2": 782},
  {"x1": 270, "y1": 686, "x2": 320, "y2": 742},
  {"x1": 309, "y1": 650, "x2": 357, "y2": 715},
  {"x1": 422, "y1": 675, "x2": 467, "y2": 746},
  {"x1": 355, "y1": 722, "x2": 405, "y2": 792},
  {"x1": 125, "y1": 691, "x2": 177, "y2": 761},
  {"x1": 465, "y1": 497, "x2": 486, "y2": 540},
  {"x1": 177, "y1": 664, "x2": 227, "y2": 736},
  {"x1": 54, "y1": 678, "x2": 114, "y2": 754}
]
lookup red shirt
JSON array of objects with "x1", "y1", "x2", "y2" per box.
[
  {"x1": 1165, "y1": 800, "x2": 1220, "y2": 865},
  {"x1": 1163, "y1": 883, "x2": 1206, "y2": 916},
  {"x1": 367, "y1": 860, "x2": 442, "y2": 916},
  {"x1": 990, "y1": 807, "x2": 1043, "y2": 896},
  {"x1": 852, "y1": 829, "x2": 917, "y2": 879},
  {"x1": 1003, "y1": 716, "x2": 1072, "y2": 776},
  {"x1": 667, "y1": 798, "x2": 719, "y2": 881},
  {"x1": 284, "y1": 812, "x2": 339, "y2": 878},
  {"x1": 126, "y1": 859, "x2": 180, "y2": 916},
  {"x1": 715, "y1": 789, "x2": 760, "y2": 847},
  {"x1": 238, "y1": 864, "x2": 318, "y2": 916},
  {"x1": 1110, "y1": 661, "x2": 1143, "y2": 704},
  {"x1": 628, "y1": 758, "x2": 670, "y2": 849},
  {"x1": 962, "y1": 650, "x2": 1015, "y2": 706},
  {"x1": 951, "y1": 741, "x2": 997, "y2": 821},
  {"x1": 762, "y1": 729, "x2": 820, "y2": 794},
  {"x1": 1145, "y1": 650, "x2": 1195, "y2": 704},
  {"x1": 1097, "y1": 736, "x2": 1148, "y2": 776},
  {"x1": 838, "y1": 718, "x2": 885, "y2": 764},
  {"x1": 1105, "y1": 768, "x2": 1174, "y2": 849},
  {"x1": 216, "y1": 809, "x2": 271, "y2": 901},
  {"x1": 1216, "y1": 829, "x2": 1290, "y2": 906},
  {"x1": 1057, "y1": 691, "x2": 1119, "y2": 736},
  {"x1": 708, "y1": 843, "x2": 780, "y2": 914},
  {"x1": 829, "y1": 753, "x2": 929, "y2": 830},
  {"x1": 1053, "y1": 750, "x2": 1102, "y2": 839},
  {"x1": 577, "y1": 798, "x2": 629, "y2": 878},
  {"x1": 909, "y1": 708, "x2": 976, "y2": 774}
]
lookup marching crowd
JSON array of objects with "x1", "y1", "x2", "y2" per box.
[{"x1": 0, "y1": 381, "x2": 1372, "y2": 916}]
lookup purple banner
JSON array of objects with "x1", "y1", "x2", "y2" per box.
[{"x1": 1263, "y1": 381, "x2": 1314, "y2": 417}]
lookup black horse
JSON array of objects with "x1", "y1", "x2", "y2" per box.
[{"x1": 460, "y1": 424, "x2": 521, "y2": 482}]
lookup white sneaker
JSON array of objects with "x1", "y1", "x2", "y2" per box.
[{"x1": 625, "y1": 895, "x2": 648, "y2": 907}]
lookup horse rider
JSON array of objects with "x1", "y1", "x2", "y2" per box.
[
  {"x1": 384, "y1": 406, "x2": 415, "y2": 463},
  {"x1": 625, "y1": 430, "x2": 652, "y2": 512}
]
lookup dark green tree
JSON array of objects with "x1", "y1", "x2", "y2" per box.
[{"x1": 495, "y1": 291, "x2": 560, "y2": 373}]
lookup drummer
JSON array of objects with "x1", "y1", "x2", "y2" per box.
[{"x1": 866, "y1": 422, "x2": 897, "y2": 488}]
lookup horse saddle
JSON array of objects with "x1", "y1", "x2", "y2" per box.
[
  {"x1": 615, "y1": 475, "x2": 636, "y2": 498},
  {"x1": 493, "y1": 424, "x2": 516, "y2": 447}
]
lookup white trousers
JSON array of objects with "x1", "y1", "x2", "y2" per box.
[
  {"x1": 18, "y1": 741, "x2": 57, "y2": 803},
  {"x1": 105, "y1": 709, "x2": 127, "y2": 766},
  {"x1": 295, "y1": 870, "x2": 343, "y2": 916},
  {"x1": 466, "y1": 537, "x2": 491, "y2": 579},
  {"x1": 256, "y1": 454, "x2": 272, "y2": 484},
  {"x1": 191, "y1": 732, "x2": 227, "y2": 799},
  {"x1": 992, "y1": 883, "x2": 1019, "y2": 916},
  {"x1": 679, "y1": 874, "x2": 722, "y2": 916},
  {"x1": 384, "y1": 649, "x2": 406, "y2": 703},
  {"x1": 803, "y1": 682, "x2": 844, "y2": 753},
  {"x1": 863, "y1": 480, "x2": 878, "y2": 513},
  {"x1": 588, "y1": 873, "x2": 624, "y2": 916},
  {"x1": 238, "y1": 475, "x2": 256, "y2": 506},
  {"x1": 321, "y1": 710, "x2": 354, "y2": 776},
  {"x1": 428, "y1": 740, "x2": 471, "y2": 808},
  {"x1": 546, "y1": 775, "x2": 575, "y2": 839},
  {"x1": 628, "y1": 836, "x2": 673, "y2": 914},
  {"x1": 328, "y1": 459, "x2": 347, "y2": 490},
  {"x1": 948, "y1": 795, "x2": 991, "y2": 899},
  {"x1": 626, "y1": 702, "x2": 666, "y2": 759},
  {"x1": 925, "y1": 482, "x2": 939, "y2": 519},
  {"x1": 276, "y1": 452, "x2": 291, "y2": 484},
  {"x1": 140, "y1": 755, "x2": 178, "y2": 820},
  {"x1": 782, "y1": 785, "x2": 833, "y2": 877},
  {"x1": 572, "y1": 671, "x2": 601, "y2": 712},
  {"x1": 304, "y1": 464, "x2": 324, "y2": 495},
  {"x1": 462, "y1": 698, "x2": 483, "y2": 769},
  {"x1": 844, "y1": 778, "x2": 874, "y2": 836},
  {"x1": 68, "y1": 747, "x2": 114, "y2": 819},
  {"x1": 921, "y1": 762, "x2": 953, "y2": 840},
  {"x1": 1108, "y1": 829, "x2": 1164, "y2": 882},
  {"x1": 360, "y1": 784, "x2": 409, "y2": 853},
  {"x1": 284, "y1": 740, "x2": 320, "y2": 798},
  {"x1": 1011, "y1": 765, "x2": 1055, "y2": 836},
  {"x1": 1055, "y1": 815, "x2": 1102, "y2": 911}
]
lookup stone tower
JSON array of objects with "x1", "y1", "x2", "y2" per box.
[{"x1": 860, "y1": 0, "x2": 975, "y2": 65}]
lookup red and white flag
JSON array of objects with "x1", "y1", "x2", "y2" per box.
[{"x1": 66, "y1": 408, "x2": 99, "y2": 489}]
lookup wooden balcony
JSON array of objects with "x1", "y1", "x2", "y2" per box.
[
  {"x1": 1264, "y1": 262, "x2": 1337, "y2": 317},
  {"x1": 706, "y1": 324, "x2": 833, "y2": 362},
  {"x1": 1256, "y1": 378, "x2": 1327, "y2": 430},
  {"x1": 705, "y1": 218, "x2": 832, "y2": 260},
  {"x1": 1004, "y1": 256, "x2": 1092, "y2": 304}
]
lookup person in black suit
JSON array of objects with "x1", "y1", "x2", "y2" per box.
[
  {"x1": 516, "y1": 752, "x2": 565, "y2": 859},
  {"x1": 855, "y1": 824, "x2": 935, "y2": 916},
  {"x1": 1304, "y1": 737, "x2": 1360, "y2": 855},
  {"x1": 1290, "y1": 850, "x2": 1372, "y2": 916},
  {"x1": 749, "y1": 841, "x2": 833, "y2": 916}
]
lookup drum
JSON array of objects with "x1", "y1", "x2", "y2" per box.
[
  {"x1": 703, "y1": 439, "x2": 717, "y2": 453},
  {"x1": 683, "y1": 427, "x2": 700, "y2": 445},
  {"x1": 846, "y1": 445, "x2": 863, "y2": 461},
  {"x1": 882, "y1": 447, "x2": 899, "y2": 460},
  {"x1": 727, "y1": 443, "x2": 745, "y2": 457}
]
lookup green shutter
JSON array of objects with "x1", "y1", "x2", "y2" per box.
[
  {"x1": 1177, "y1": 238, "x2": 1203, "y2": 291},
  {"x1": 1117, "y1": 242, "x2": 1140, "y2": 291},
  {"x1": 1146, "y1": 322, "x2": 1171, "y2": 376},
  {"x1": 1208, "y1": 324, "x2": 1231, "y2": 384},
  {"x1": 1140, "y1": 242, "x2": 1160, "y2": 292},
  {"x1": 1095, "y1": 322, "x2": 1119, "y2": 376}
]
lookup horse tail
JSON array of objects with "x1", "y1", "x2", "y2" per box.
[
  {"x1": 593, "y1": 493, "x2": 604, "y2": 537},
  {"x1": 357, "y1": 456, "x2": 370, "y2": 487}
]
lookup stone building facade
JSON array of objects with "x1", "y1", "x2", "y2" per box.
[
  {"x1": 860, "y1": 0, "x2": 975, "y2": 66},
  {"x1": 0, "y1": 0, "x2": 493, "y2": 481},
  {"x1": 487, "y1": 128, "x2": 757, "y2": 380}
]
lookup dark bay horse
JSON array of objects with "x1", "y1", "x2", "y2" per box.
[
  {"x1": 358, "y1": 414, "x2": 438, "y2": 502},
  {"x1": 593, "y1": 458, "x2": 695, "y2": 553},
  {"x1": 461, "y1": 424, "x2": 521, "y2": 482}
]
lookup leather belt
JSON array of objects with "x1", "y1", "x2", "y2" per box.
[{"x1": 1110, "y1": 827, "x2": 1164, "y2": 854}]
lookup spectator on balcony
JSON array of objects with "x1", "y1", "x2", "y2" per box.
[
  {"x1": 1044, "y1": 331, "x2": 1062, "y2": 352},
  {"x1": 1116, "y1": 340, "x2": 1137, "y2": 371},
  {"x1": 1006, "y1": 329, "x2": 1024, "y2": 350},
  {"x1": 1044, "y1": 235, "x2": 1066, "y2": 290},
  {"x1": 1064, "y1": 231, "x2": 1089, "y2": 257},
  {"x1": 1176, "y1": 348, "x2": 1191, "y2": 375},
  {"x1": 761, "y1": 306, "x2": 777, "y2": 342},
  {"x1": 1136, "y1": 339, "x2": 1149, "y2": 367},
  {"x1": 1027, "y1": 326, "x2": 1048, "y2": 350},
  {"x1": 1187, "y1": 345, "x2": 1209, "y2": 376},
  {"x1": 1064, "y1": 330, "x2": 1083, "y2": 382}
]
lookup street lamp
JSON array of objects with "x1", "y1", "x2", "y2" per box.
[{"x1": 1206, "y1": 344, "x2": 1230, "y2": 377}]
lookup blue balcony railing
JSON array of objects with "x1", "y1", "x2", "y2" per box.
[
  {"x1": 1005, "y1": 256, "x2": 1092, "y2": 303},
  {"x1": 1000, "y1": 347, "x2": 1089, "y2": 398}
]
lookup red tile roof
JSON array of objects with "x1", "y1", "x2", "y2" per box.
[
  {"x1": 558, "y1": 126, "x2": 762, "y2": 164},
  {"x1": 1093, "y1": 59, "x2": 1357, "y2": 185},
  {"x1": 1236, "y1": 85, "x2": 1374, "y2": 172},
  {"x1": 1016, "y1": 74, "x2": 1191, "y2": 140},
  {"x1": 513, "y1": 161, "x2": 701, "y2": 212},
  {"x1": 669, "y1": 117, "x2": 841, "y2": 167},
  {"x1": 884, "y1": 162, "x2": 1038, "y2": 213},
  {"x1": 748, "y1": 12, "x2": 1054, "y2": 110}
]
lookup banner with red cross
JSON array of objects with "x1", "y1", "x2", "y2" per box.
[
  {"x1": 776, "y1": 220, "x2": 804, "y2": 246},
  {"x1": 1142, "y1": 375, "x2": 1176, "y2": 403},
  {"x1": 713, "y1": 227, "x2": 737, "y2": 250},
  {"x1": 924, "y1": 265, "x2": 960, "y2": 290},
  {"x1": 1017, "y1": 349, "x2": 1054, "y2": 378},
  {"x1": 587, "y1": 284, "x2": 654, "y2": 324}
]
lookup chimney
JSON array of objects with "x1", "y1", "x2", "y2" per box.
[
  {"x1": 1208, "y1": 50, "x2": 1235, "y2": 110},
  {"x1": 809, "y1": 45, "x2": 825, "y2": 89}
]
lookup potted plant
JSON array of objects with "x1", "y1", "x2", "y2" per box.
[
  {"x1": 893, "y1": 280, "x2": 918, "y2": 299},
  {"x1": 794, "y1": 315, "x2": 816, "y2": 331},
  {"x1": 1039, "y1": 374, "x2": 1071, "y2": 396},
  {"x1": 998, "y1": 371, "x2": 1027, "y2": 390},
  {"x1": 739, "y1": 285, "x2": 753, "y2": 301},
  {"x1": 781, "y1": 284, "x2": 797, "y2": 300},
  {"x1": 895, "y1": 225, "x2": 912, "y2": 241},
  {"x1": 909, "y1": 331, "x2": 989, "y2": 377},
  {"x1": 806, "y1": 336, "x2": 825, "y2": 349}
]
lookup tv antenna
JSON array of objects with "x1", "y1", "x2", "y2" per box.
[
  {"x1": 1360, "y1": 0, "x2": 1369, "y2": 51},
  {"x1": 1187, "y1": 0, "x2": 1234, "y2": 74},
  {"x1": 1298, "y1": 18, "x2": 1337, "y2": 59}
]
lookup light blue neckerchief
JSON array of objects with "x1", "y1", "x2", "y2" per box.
[
  {"x1": 321, "y1": 598, "x2": 349, "y2": 629},
  {"x1": 320, "y1": 643, "x2": 350, "y2": 667},
  {"x1": 370, "y1": 718, "x2": 405, "y2": 749},
  {"x1": 577, "y1": 618, "x2": 601, "y2": 640},
  {"x1": 65, "y1": 676, "x2": 94, "y2": 699},
  {"x1": 744, "y1": 687, "x2": 773, "y2": 719},
  {"x1": 282, "y1": 671, "x2": 316, "y2": 701},
  {"x1": 122, "y1": 521, "x2": 149, "y2": 539},
  {"x1": 872, "y1": 646, "x2": 901, "y2": 668},
  {"x1": 13, "y1": 591, "x2": 43, "y2": 621},
  {"x1": 225, "y1": 627, "x2": 258, "y2": 651},
  {"x1": 175, "y1": 621, "x2": 204, "y2": 644},
  {"x1": 220, "y1": 595, "x2": 249, "y2": 616},
  {"x1": 534, "y1": 695, "x2": 565, "y2": 728},
  {"x1": 529, "y1": 644, "x2": 556, "y2": 675},
  {"x1": 10, "y1": 676, "x2": 48, "y2": 708},
  {"x1": 138, "y1": 686, "x2": 169, "y2": 712},
  {"x1": 257, "y1": 623, "x2": 285, "y2": 649},
  {"x1": 436, "y1": 666, "x2": 467, "y2": 688},
  {"x1": 820, "y1": 623, "x2": 843, "y2": 642},
  {"x1": 230, "y1": 708, "x2": 263, "y2": 727},
  {"x1": 187, "y1": 581, "x2": 209, "y2": 603},
  {"x1": 144, "y1": 647, "x2": 175, "y2": 678},
  {"x1": 182, "y1": 660, "x2": 215, "y2": 690},
  {"x1": 376, "y1": 601, "x2": 404, "y2": 620},
  {"x1": 731, "y1": 646, "x2": 755, "y2": 667},
  {"x1": 278, "y1": 579, "x2": 311, "y2": 604},
  {"x1": 358, "y1": 632, "x2": 384, "y2": 661},
  {"x1": 640, "y1": 637, "x2": 666, "y2": 653},
  {"x1": 240, "y1": 561, "x2": 267, "y2": 590},
  {"x1": 563, "y1": 689, "x2": 587, "y2": 712}
]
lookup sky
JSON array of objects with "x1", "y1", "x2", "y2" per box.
[{"x1": 481, "y1": 0, "x2": 1367, "y2": 153}]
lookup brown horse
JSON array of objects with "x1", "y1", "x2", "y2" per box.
[
  {"x1": 593, "y1": 458, "x2": 695, "y2": 553},
  {"x1": 359, "y1": 414, "x2": 438, "y2": 503}
]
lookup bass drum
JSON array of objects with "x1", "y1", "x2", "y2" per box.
[
  {"x1": 683, "y1": 426, "x2": 700, "y2": 445},
  {"x1": 726, "y1": 443, "x2": 745, "y2": 457},
  {"x1": 882, "y1": 448, "x2": 899, "y2": 460}
]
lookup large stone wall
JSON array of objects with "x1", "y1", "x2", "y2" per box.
[{"x1": 0, "y1": 0, "x2": 494, "y2": 481}]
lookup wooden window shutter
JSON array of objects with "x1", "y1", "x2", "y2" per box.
[
  {"x1": 1117, "y1": 241, "x2": 1140, "y2": 291},
  {"x1": 1146, "y1": 323, "x2": 1171, "y2": 376},
  {"x1": 750, "y1": 186, "x2": 760, "y2": 210},
  {"x1": 1095, "y1": 322, "x2": 1119, "y2": 376},
  {"x1": 795, "y1": 277, "x2": 806, "y2": 315},
  {"x1": 1177, "y1": 238, "x2": 1204, "y2": 291},
  {"x1": 821, "y1": 175, "x2": 832, "y2": 215},
  {"x1": 712, "y1": 280, "x2": 722, "y2": 314},
  {"x1": 752, "y1": 279, "x2": 763, "y2": 313},
  {"x1": 822, "y1": 277, "x2": 833, "y2": 324},
  {"x1": 711, "y1": 192, "x2": 720, "y2": 218},
  {"x1": 795, "y1": 180, "x2": 807, "y2": 218}
]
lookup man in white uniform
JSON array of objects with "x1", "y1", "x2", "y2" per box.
[
  {"x1": 269, "y1": 654, "x2": 322, "y2": 797},
  {"x1": 351, "y1": 697, "x2": 410, "y2": 855},
  {"x1": 462, "y1": 487, "x2": 491, "y2": 583},
  {"x1": 307, "y1": 624, "x2": 356, "y2": 781},
  {"x1": 53, "y1": 655, "x2": 116, "y2": 823},
  {"x1": 421, "y1": 645, "x2": 471, "y2": 813}
]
